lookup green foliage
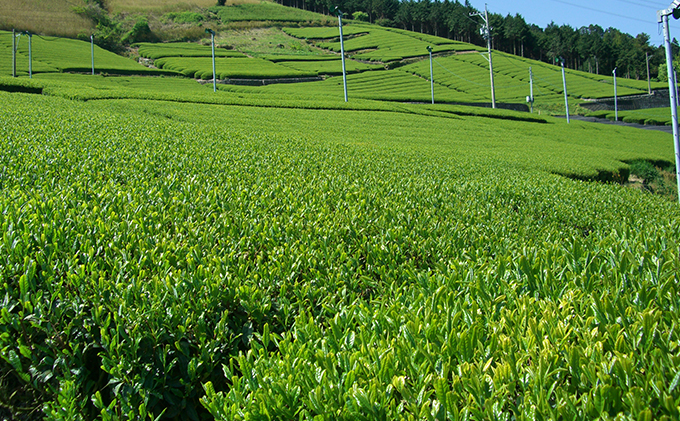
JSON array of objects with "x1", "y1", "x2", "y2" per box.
[
  {"x1": 278, "y1": 0, "x2": 662, "y2": 81},
  {"x1": 262, "y1": 54, "x2": 339, "y2": 62},
  {"x1": 628, "y1": 160, "x2": 659, "y2": 182},
  {"x1": 645, "y1": 118, "x2": 663, "y2": 126},
  {"x1": 243, "y1": 68, "x2": 478, "y2": 103},
  {"x1": 657, "y1": 60, "x2": 680, "y2": 83},
  {"x1": 288, "y1": 23, "x2": 479, "y2": 63},
  {"x1": 0, "y1": 13, "x2": 677, "y2": 421},
  {"x1": 586, "y1": 108, "x2": 673, "y2": 126},
  {"x1": 621, "y1": 108, "x2": 672, "y2": 126},
  {"x1": 0, "y1": 32, "x2": 59, "y2": 76},
  {"x1": 0, "y1": 83, "x2": 679, "y2": 420},
  {"x1": 282, "y1": 24, "x2": 657, "y2": 105},
  {"x1": 627, "y1": 159, "x2": 677, "y2": 199},
  {"x1": 121, "y1": 16, "x2": 156, "y2": 45},
  {"x1": 352, "y1": 11, "x2": 369, "y2": 22},
  {"x1": 375, "y1": 18, "x2": 394, "y2": 27},
  {"x1": 399, "y1": 50, "x2": 656, "y2": 106},
  {"x1": 161, "y1": 11, "x2": 205, "y2": 25},
  {"x1": 211, "y1": 2, "x2": 330, "y2": 23},
  {"x1": 0, "y1": 76, "x2": 44, "y2": 93},
  {"x1": 43, "y1": 380, "x2": 86, "y2": 421},
  {"x1": 0, "y1": 30, "x2": 173, "y2": 76},
  {"x1": 276, "y1": 58, "x2": 383, "y2": 76},
  {"x1": 72, "y1": 2, "x2": 124, "y2": 52},
  {"x1": 153, "y1": 56, "x2": 318, "y2": 79},
  {"x1": 450, "y1": 52, "x2": 649, "y2": 100},
  {"x1": 8, "y1": 21, "x2": 659, "y2": 109},
  {"x1": 84, "y1": 0, "x2": 106, "y2": 8},
  {"x1": 622, "y1": 115, "x2": 645, "y2": 124},
  {"x1": 284, "y1": 25, "x2": 372, "y2": 40},
  {"x1": 137, "y1": 42, "x2": 246, "y2": 59},
  {"x1": 7, "y1": 73, "x2": 213, "y2": 97}
]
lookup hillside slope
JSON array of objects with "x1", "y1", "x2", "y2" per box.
[
  {"x1": 0, "y1": 4, "x2": 679, "y2": 419},
  {"x1": 0, "y1": 0, "x2": 93, "y2": 37},
  {"x1": 0, "y1": 84, "x2": 678, "y2": 419}
]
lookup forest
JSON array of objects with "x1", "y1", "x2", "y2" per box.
[{"x1": 277, "y1": 0, "x2": 675, "y2": 81}]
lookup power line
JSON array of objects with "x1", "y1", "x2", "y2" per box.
[
  {"x1": 546, "y1": 0, "x2": 660, "y2": 25},
  {"x1": 611, "y1": 0, "x2": 668, "y2": 9}
]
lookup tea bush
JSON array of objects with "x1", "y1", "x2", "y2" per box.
[{"x1": 0, "y1": 81, "x2": 678, "y2": 420}]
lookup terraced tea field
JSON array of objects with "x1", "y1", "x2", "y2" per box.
[
  {"x1": 155, "y1": 56, "x2": 319, "y2": 79},
  {"x1": 285, "y1": 24, "x2": 482, "y2": 63},
  {"x1": 398, "y1": 51, "x2": 662, "y2": 104},
  {"x1": 586, "y1": 107, "x2": 673, "y2": 126},
  {"x1": 138, "y1": 39, "x2": 383, "y2": 79},
  {"x1": 3, "y1": 22, "x2": 665, "y2": 109},
  {"x1": 1, "y1": 15, "x2": 679, "y2": 420},
  {"x1": 0, "y1": 30, "x2": 174, "y2": 77},
  {"x1": 282, "y1": 24, "x2": 664, "y2": 105},
  {"x1": 0, "y1": 75, "x2": 679, "y2": 419},
  {"x1": 137, "y1": 42, "x2": 248, "y2": 59},
  {"x1": 220, "y1": 69, "x2": 480, "y2": 103}
]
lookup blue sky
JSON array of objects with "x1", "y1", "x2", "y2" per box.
[{"x1": 469, "y1": 0, "x2": 680, "y2": 46}]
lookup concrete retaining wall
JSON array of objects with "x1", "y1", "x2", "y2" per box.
[{"x1": 580, "y1": 89, "x2": 671, "y2": 112}]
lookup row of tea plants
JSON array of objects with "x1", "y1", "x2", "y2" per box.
[{"x1": 0, "y1": 91, "x2": 678, "y2": 419}]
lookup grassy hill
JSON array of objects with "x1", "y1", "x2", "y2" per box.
[
  {"x1": 0, "y1": 0, "x2": 332, "y2": 40},
  {"x1": 0, "y1": 0, "x2": 93, "y2": 37},
  {"x1": 108, "y1": 0, "x2": 222, "y2": 13},
  {"x1": 0, "y1": 74, "x2": 678, "y2": 420},
  {"x1": 1, "y1": 5, "x2": 679, "y2": 421},
  {"x1": 0, "y1": 21, "x2": 669, "y2": 111},
  {"x1": 0, "y1": 31, "x2": 176, "y2": 77},
  {"x1": 0, "y1": 0, "x2": 664, "y2": 107}
]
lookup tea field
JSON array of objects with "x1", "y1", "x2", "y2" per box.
[
  {"x1": 222, "y1": 69, "x2": 480, "y2": 103},
  {"x1": 136, "y1": 39, "x2": 382, "y2": 80},
  {"x1": 399, "y1": 52, "x2": 662, "y2": 104},
  {"x1": 275, "y1": 58, "x2": 384, "y2": 77},
  {"x1": 136, "y1": 43, "x2": 248, "y2": 60},
  {"x1": 0, "y1": 31, "x2": 175, "y2": 77},
  {"x1": 586, "y1": 107, "x2": 673, "y2": 126},
  {"x1": 283, "y1": 24, "x2": 483, "y2": 63},
  {"x1": 1, "y1": 14, "x2": 680, "y2": 420},
  {"x1": 154, "y1": 56, "x2": 318, "y2": 80},
  {"x1": 0, "y1": 78, "x2": 679, "y2": 420},
  {"x1": 2, "y1": 22, "x2": 666, "y2": 109},
  {"x1": 282, "y1": 24, "x2": 664, "y2": 104}
]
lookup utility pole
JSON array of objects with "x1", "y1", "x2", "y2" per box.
[
  {"x1": 676, "y1": 70, "x2": 680, "y2": 107},
  {"x1": 205, "y1": 29, "x2": 216, "y2": 92},
  {"x1": 613, "y1": 67, "x2": 618, "y2": 121},
  {"x1": 558, "y1": 57, "x2": 569, "y2": 123},
  {"x1": 527, "y1": 67, "x2": 534, "y2": 113},
  {"x1": 336, "y1": 7, "x2": 348, "y2": 102},
  {"x1": 91, "y1": 34, "x2": 95, "y2": 76},
  {"x1": 658, "y1": 0, "x2": 680, "y2": 203},
  {"x1": 12, "y1": 29, "x2": 16, "y2": 78},
  {"x1": 646, "y1": 52, "x2": 651, "y2": 94},
  {"x1": 471, "y1": 4, "x2": 495, "y2": 108},
  {"x1": 427, "y1": 46, "x2": 434, "y2": 104},
  {"x1": 27, "y1": 32, "x2": 32, "y2": 79}
]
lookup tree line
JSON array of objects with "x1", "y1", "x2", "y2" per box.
[{"x1": 276, "y1": 0, "x2": 673, "y2": 81}]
